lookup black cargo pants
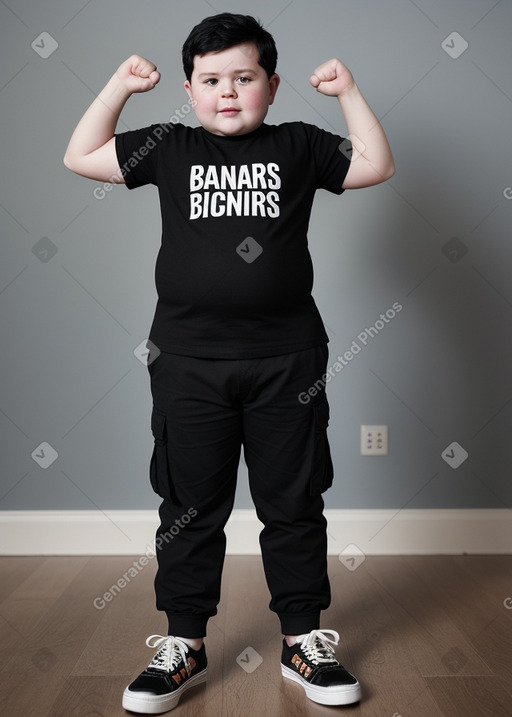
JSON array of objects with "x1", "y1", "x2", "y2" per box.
[{"x1": 147, "y1": 345, "x2": 334, "y2": 638}]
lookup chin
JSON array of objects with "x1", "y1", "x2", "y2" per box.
[{"x1": 211, "y1": 124, "x2": 244, "y2": 136}]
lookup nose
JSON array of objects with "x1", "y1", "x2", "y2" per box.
[{"x1": 220, "y1": 79, "x2": 237, "y2": 98}]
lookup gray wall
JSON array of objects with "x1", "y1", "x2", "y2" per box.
[{"x1": 1, "y1": 0, "x2": 511, "y2": 512}]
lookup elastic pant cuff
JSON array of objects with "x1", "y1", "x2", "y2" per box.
[
  {"x1": 278, "y1": 611, "x2": 321, "y2": 635},
  {"x1": 166, "y1": 612, "x2": 208, "y2": 638}
]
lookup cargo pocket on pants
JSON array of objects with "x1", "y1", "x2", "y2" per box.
[
  {"x1": 149, "y1": 408, "x2": 177, "y2": 503},
  {"x1": 309, "y1": 396, "x2": 334, "y2": 496}
]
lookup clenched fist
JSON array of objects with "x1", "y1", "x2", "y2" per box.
[
  {"x1": 115, "y1": 54, "x2": 161, "y2": 94},
  {"x1": 310, "y1": 58, "x2": 354, "y2": 97}
]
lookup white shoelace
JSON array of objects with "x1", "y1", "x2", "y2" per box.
[
  {"x1": 146, "y1": 635, "x2": 189, "y2": 672},
  {"x1": 295, "y1": 629, "x2": 340, "y2": 665}
]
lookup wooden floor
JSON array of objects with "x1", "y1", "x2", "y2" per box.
[{"x1": 1, "y1": 555, "x2": 511, "y2": 716}]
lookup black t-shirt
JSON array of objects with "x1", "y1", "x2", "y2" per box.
[{"x1": 115, "y1": 121, "x2": 351, "y2": 358}]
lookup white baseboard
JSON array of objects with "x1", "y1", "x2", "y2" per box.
[{"x1": 0, "y1": 509, "x2": 510, "y2": 556}]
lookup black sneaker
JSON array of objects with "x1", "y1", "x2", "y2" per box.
[
  {"x1": 122, "y1": 634, "x2": 207, "y2": 714},
  {"x1": 281, "y1": 629, "x2": 361, "y2": 706}
]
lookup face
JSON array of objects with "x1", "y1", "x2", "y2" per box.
[{"x1": 184, "y1": 42, "x2": 280, "y2": 136}]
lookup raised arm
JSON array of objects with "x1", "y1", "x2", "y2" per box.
[
  {"x1": 310, "y1": 58, "x2": 395, "y2": 189},
  {"x1": 63, "y1": 55, "x2": 160, "y2": 182}
]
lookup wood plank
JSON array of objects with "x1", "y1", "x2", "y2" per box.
[
  {"x1": 1, "y1": 556, "x2": 88, "y2": 635},
  {"x1": 50, "y1": 676, "x2": 129, "y2": 716},
  {"x1": 0, "y1": 557, "x2": 88, "y2": 672},
  {"x1": 366, "y1": 556, "x2": 492, "y2": 677},
  {"x1": 0, "y1": 556, "x2": 43, "y2": 602},
  {"x1": 426, "y1": 676, "x2": 512, "y2": 717},
  {"x1": 470, "y1": 613, "x2": 512, "y2": 678},
  {"x1": 453, "y1": 555, "x2": 512, "y2": 601},
  {"x1": 0, "y1": 613, "x2": 23, "y2": 672},
  {"x1": 327, "y1": 556, "x2": 444, "y2": 716},
  {"x1": 403, "y1": 555, "x2": 506, "y2": 642},
  {"x1": 214, "y1": 556, "x2": 288, "y2": 717},
  {"x1": 0, "y1": 557, "x2": 131, "y2": 716},
  {"x1": 1, "y1": 554, "x2": 511, "y2": 716},
  {"x1": 71, "y1": 553, "x2": 163, "y2": 676}
]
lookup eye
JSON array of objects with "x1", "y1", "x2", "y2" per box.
[
  {"x1": 205, "y1": 78, "x2": 218, "y2": 86},
  {"x1": 237, "y1": 76, "x2": 251, "y2": 84}
]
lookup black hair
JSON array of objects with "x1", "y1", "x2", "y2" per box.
[{"x1": 182, "y1": 13, "x2": 278, "y2": 82}]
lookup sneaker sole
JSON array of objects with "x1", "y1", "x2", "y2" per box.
[
  {"x1": 281, "y1": 664, "x2": 361, "y2": 706},
  {"x1": 122, "y1": 667, "x2": 207, "y2": 714}
]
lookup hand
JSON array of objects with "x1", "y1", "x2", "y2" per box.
[
  {"x1": 115, "y1": 54, "x2": 161, "y2": 94},
  {"x1": 309, "y1": 58, "x2": 354, "y2": 97}
]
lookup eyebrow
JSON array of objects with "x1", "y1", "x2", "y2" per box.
[{"x1": 197, "y1": 69, "x2": 257, "y2": 79}]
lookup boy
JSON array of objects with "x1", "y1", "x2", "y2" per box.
[{"x1": 64, "y1": 12, "x2": 394, "y2": 714}]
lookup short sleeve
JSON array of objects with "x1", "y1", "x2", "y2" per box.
[
  {"x1": 115, "y1": 125, "x2": 161, "y2": 190},
  {"x1": 302, "y1": 123, "x2": 352, "y2": 195}
]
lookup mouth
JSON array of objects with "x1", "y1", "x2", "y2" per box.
[{"x1": 219, "y1": 107, "x2": 240, "y2": 116}]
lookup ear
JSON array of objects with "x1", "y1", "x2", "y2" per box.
[
  {"x1": 184, "y1": 79, "x2": 193, "y2": 100},
  {"x1": 268, "y1": 74, "x2": 280, "y2": 105}
]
